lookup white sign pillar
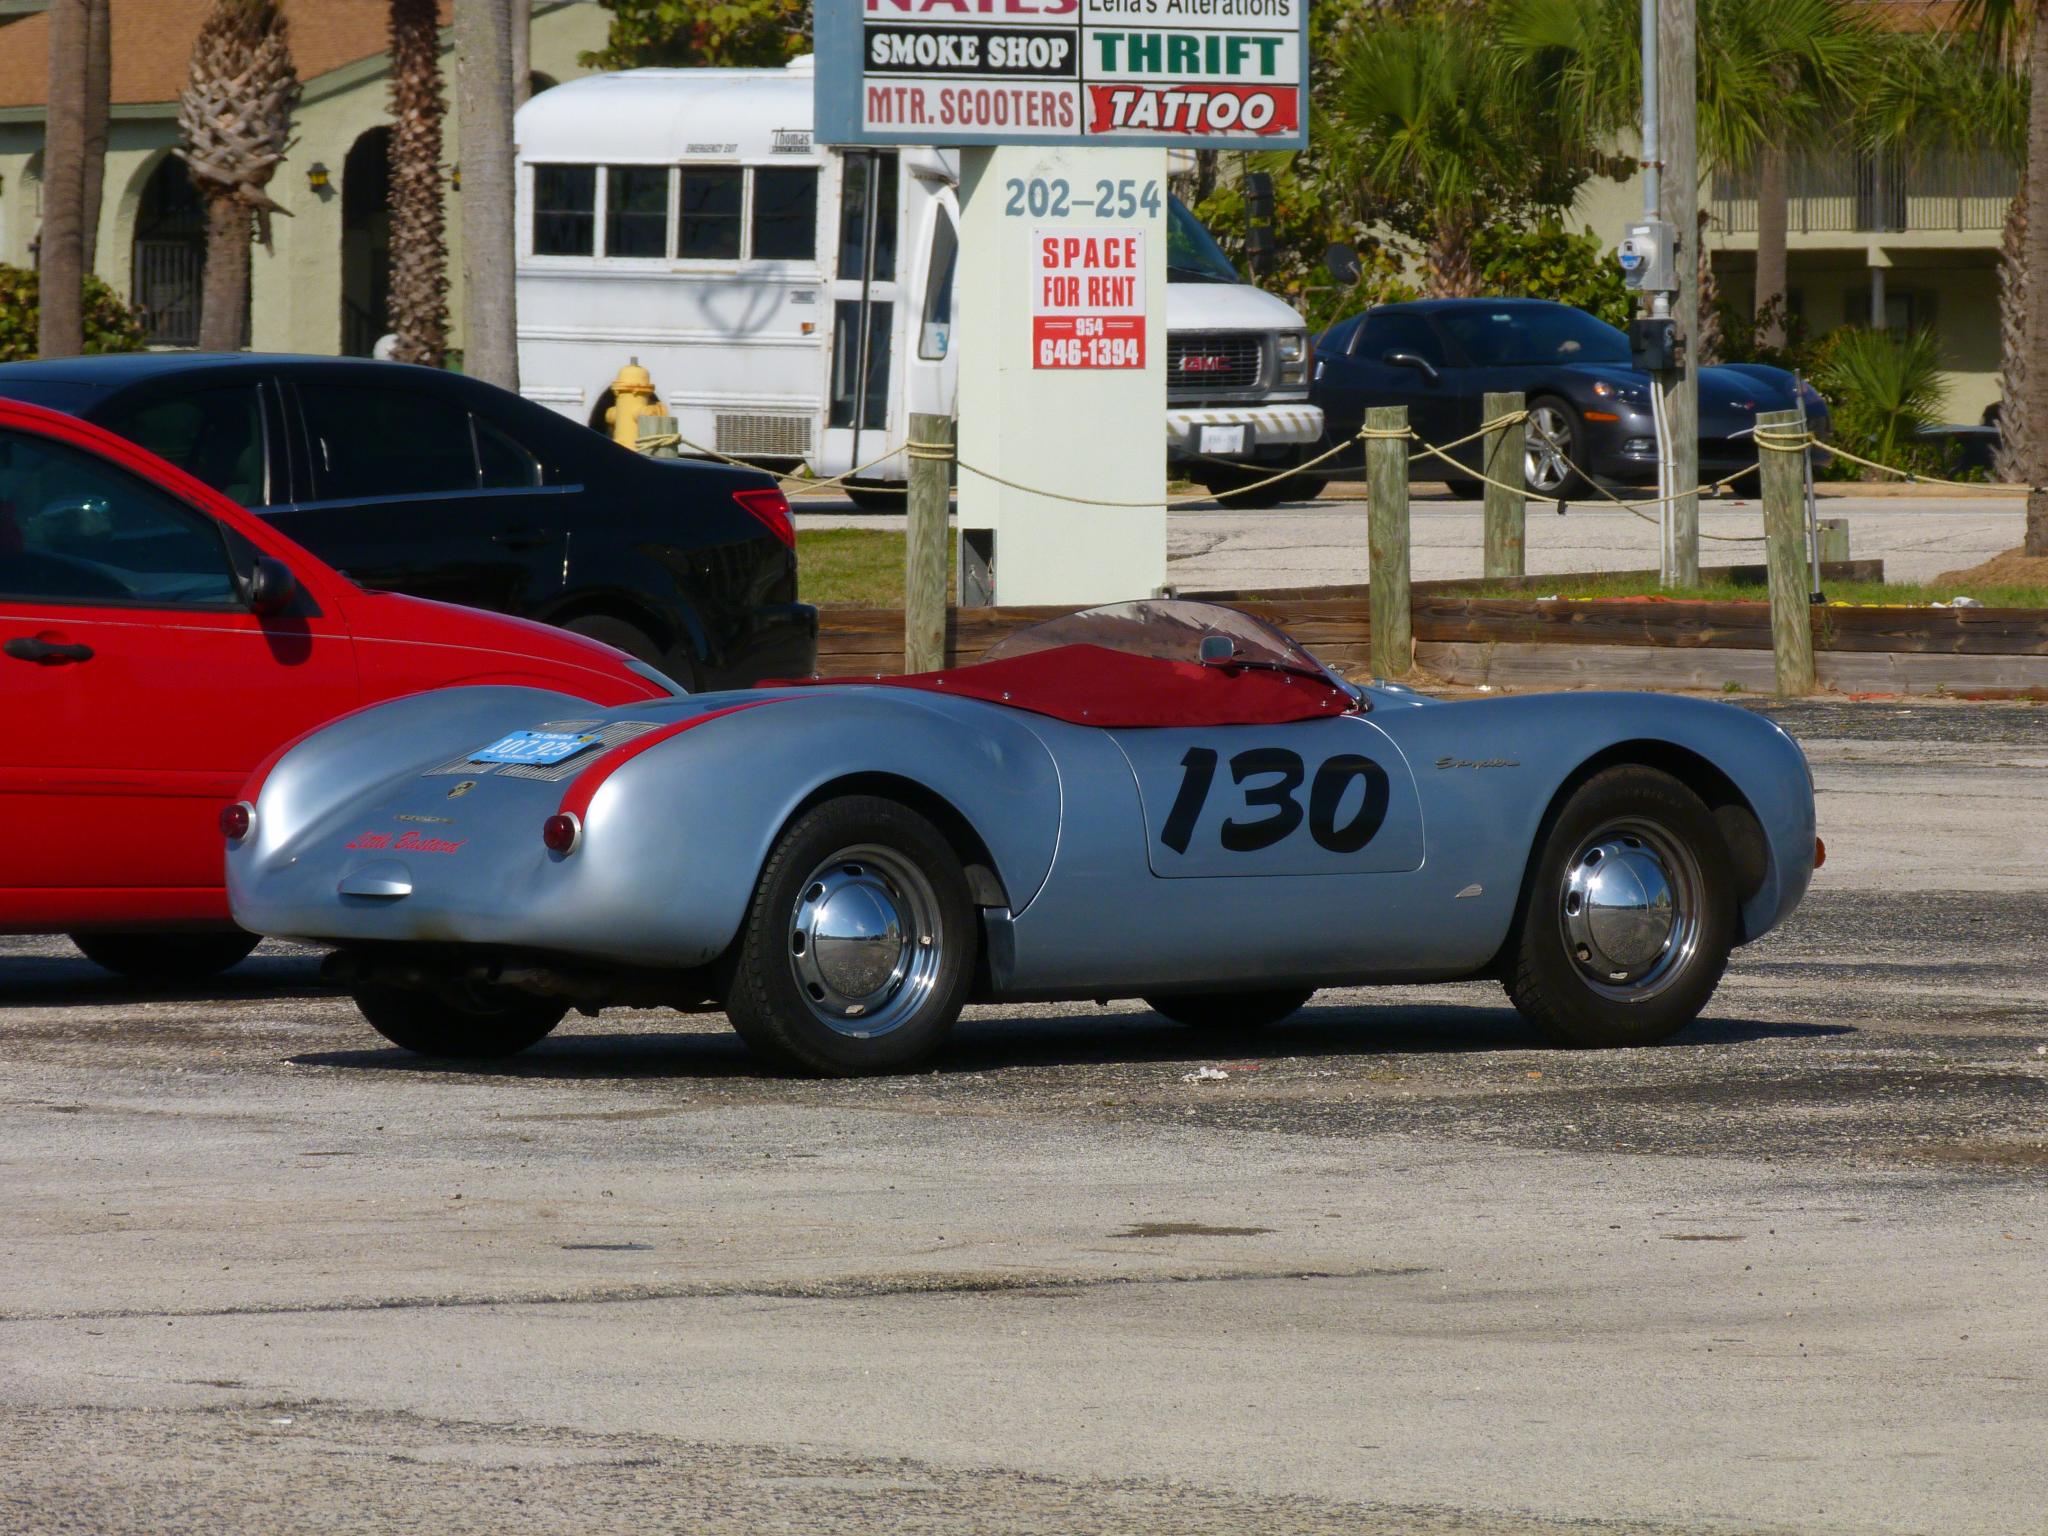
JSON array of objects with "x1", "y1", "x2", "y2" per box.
[{"x1": 955, "y1": 145, "x2": 1167, "y2": 607}]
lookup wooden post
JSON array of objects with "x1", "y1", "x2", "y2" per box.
[
  {"x1": 636, "y1": 415, "x2": 679, "y2": 459},
  {"x1": 1818, "y1": 516, "x2": 1850, "y2": 568},
  {"x1": 905, "y1": 412, "x2": 953, "y2": 674},
  {"x1": 1758, "y1": 409, "x2": 1815, "y2": 696},
  {"x1": 1366, "y1": 404, "x2": 1412, "y2": 678},
  {"x1": 1482, "y1": 390, "x2": 1526, "y2": 579},
  {"x1": 1659, "y1": 0, "x2": 1701, "y2": 587}
]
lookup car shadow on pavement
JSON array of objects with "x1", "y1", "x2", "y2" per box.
[
  {"x1": 0, "y1": 951, "x2": 334, "y2": 1009},
  {"x1": 289, "y1": 1003, "x2": 1851, "y2": 1081}
]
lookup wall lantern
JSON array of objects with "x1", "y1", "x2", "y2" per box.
[
  {"x1": 450, "y1": 164, "x2": 461, "y2": 191},
  {"x1": 306, "y1": 162, "x2": 330, "y2": 190}
]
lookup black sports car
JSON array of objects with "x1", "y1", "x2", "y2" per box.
[
  {"x1": 0, "y1": 354, "x2": 815, "y2": 689},
  {"x1": 1310, "y1": 298, "x2": 1830, "y2": 498}
]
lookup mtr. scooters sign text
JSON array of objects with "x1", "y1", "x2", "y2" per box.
[{"x1": 816, "y1": 0, "x2": 1308, "y2": 150}]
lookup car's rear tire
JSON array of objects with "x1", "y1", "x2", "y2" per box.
[
  {"x1": 70, "y1": 930, "x2": 260, "y2": 982},
  {"x1": 1504, "y1": 765, "x2": 1736, "y2": 1048},
  {"x1": 1146, "y1": 990, "x2": 1314, "y2": 1029},
  {"x1": 562, "y1": 613, "x2": 662, "y2": 665},
  {"x1": 1524, "y1": 396, "x2": 1591, "y2": 500},
  {"x1": 351, "y1": 982, "x2": 567, "y2": 1058},
  {"x1": 724, "y1": 795, "x2": 976, "y2": 1076}
]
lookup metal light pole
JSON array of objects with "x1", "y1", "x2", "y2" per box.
[{"x1": 1657, "y1": 0, "x2": 1699, "y2": 585}]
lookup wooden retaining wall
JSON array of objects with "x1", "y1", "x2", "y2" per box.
[{"x1": 812, "y1": 562, "x2": 2048, "y2": 682}]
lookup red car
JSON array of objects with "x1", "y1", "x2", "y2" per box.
[{"x1": 0, "y1": 399, "x2": 673, "y2": 982}]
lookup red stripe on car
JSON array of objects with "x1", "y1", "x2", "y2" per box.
[{"x1": 557, "y1": 700, "x2": 783, "y2": 820}]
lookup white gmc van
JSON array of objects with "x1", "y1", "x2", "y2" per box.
[{"x1": 512, "y1": 57, "x2": 1321, "y2": 507}]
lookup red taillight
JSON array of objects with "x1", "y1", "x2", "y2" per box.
[
  {"x1": 542, "y1": 812, "x2": 582, "y2": 855},
  {"x1": 1814, "y1": 836, "x2": 1826, "y2": 870},
  {"x1": 733, "y1": 486, "x2": 796, "y2": 549},
  {"x1": 219, "y1": 801, "x2": 254, "y2": 841}
]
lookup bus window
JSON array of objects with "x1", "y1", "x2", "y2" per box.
[
  {"x1": 919, "y1": 209, "x2": 956, "y2": 361},
  {"x1": 533, "y1": 165, "x2": 596, "y2": 256},
  {"x1": 831, "y1": 300, "x2": 893, "y2": 431},
  {"x1": 837, "y1": 151, "x2": 898, "y2": 283},
  {"x1": 606, "y1": 166, "x2": 670, "y2": 258},
  {"x1": 753, "y1": 167, "x2": 818, "y2": 261},
  {"x1": 679, "y1": 168, "x2": 743, "y2": 260}
]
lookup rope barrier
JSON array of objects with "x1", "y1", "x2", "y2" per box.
[{"x1": 639, "y1": 412, "x2": 2025, "y2": 526}]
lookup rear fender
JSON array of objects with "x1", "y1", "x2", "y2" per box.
[{"x1": 581, "y1": 689, "x2": 1063, "y2": 960}]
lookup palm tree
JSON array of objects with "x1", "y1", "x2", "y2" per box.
[
  {"x1": 1319, "y1": 11, "x2": 1585, "y2": 295},
  {"x1": 81, "y1": 0, "x2": 110, "y2": 275},
  {"x1": 1859, "y1": 28, "x2": 2026, "y2": 478},
  {"x1": 387, "y1": 0, "x2": 449, "y2": 366},
  {"x1": 1501, "y1": 0, "x2": 1871, "y2": 349},
  {"x1": 456, "y1": 0, "x2": 518, "y2": 389},
  {"x1": 37, "y1": 0, "x2": 88, "y2": 358},
  {"x1": 1947, "y1": 1, "x2": 2043, "y2": 545},
  {"x1": 177, "y1": 0, "x2": 300, "y2": 353}
]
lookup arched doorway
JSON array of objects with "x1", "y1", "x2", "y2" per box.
[
  {"x1": 340, "y1": 127, "x2": 391, "y2": 357},
  {"x1": 131, "y1": 154, "x2": 206, "y2": 346}
]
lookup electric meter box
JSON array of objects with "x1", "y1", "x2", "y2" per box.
[{"x1": 1618, "y1": 219, "x2": 1678, "y2": 294}]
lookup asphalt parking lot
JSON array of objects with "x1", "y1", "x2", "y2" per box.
[{"x1": 3, "y1": 699, "x2": 2044, "y2": 1535}]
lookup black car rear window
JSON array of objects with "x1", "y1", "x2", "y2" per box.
[
  {"x1": 298, "y1": 382, "x2": 478, "y2": 500},
  {"x1": 1434, "y1": 306, "x2": 1631, "y2": 367}
]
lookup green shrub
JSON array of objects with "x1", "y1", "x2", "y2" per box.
[
  {"x1": 0, "y1": 265, "x2": 148, "y2": 361},
  {"x1": 1468, "y1": 220, "x2": 1632, "y2": 330},
  {"x1": 1808, "y1": 326, "x2": 1952, "y2": 480}
]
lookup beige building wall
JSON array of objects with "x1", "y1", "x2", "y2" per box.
[
  {"x1": 1572, "y1": 167, "x2": 2005, "y2": 423},
  {"x1": 0, "y1": 0, "x2": 610, "y2": 360}
]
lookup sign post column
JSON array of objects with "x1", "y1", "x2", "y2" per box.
[{"x1": 956, "y1": 145, "x2": 1166, "y2": 606}]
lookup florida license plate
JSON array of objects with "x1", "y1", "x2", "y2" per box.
[
  {"x1": 1199, "y1": 424, "x2": 1247, "y2": 455},
  {"x1": 469, "y1": 730, "x2": 601, "y2": 766}
]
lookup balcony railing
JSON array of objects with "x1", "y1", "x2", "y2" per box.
[{"x1": 1710, "y1": 150, "x2": 2016, "y2": 235}]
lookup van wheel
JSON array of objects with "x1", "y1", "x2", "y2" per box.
[
  {"x1": 351, "y1": 982, "x2": 567, "y2": 1058},
  {"x1": 70, "y1": 931, "x2": 260, "y2": 982},
  {"x1": 1198, "y1": 460, "x2": 1306, "y2": 509},
  {"x1": 846, "y1": 485, "x2": 906, "y2": 511},
  {"x1": 724, "y1": 795, "x2": 976, "y2": 1076}
]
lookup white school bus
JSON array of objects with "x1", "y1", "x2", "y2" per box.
[{"x1": 514, "y1": 57, "x2": 1322, "y2": 506}]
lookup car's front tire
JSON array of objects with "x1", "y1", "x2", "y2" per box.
[
  {"x1": 1524, "y1": 396, "x2": 1591, "y2": 500},
  {"x1": 724, "y1": 795, "x2": 976, "y2": 1076},
  {"x1": 1197, "y1": 458, "x2": 1307, "y2": 509},
  {"x1": 1505, "y1": 765, "x2": 1736, "y2": 1047},
  {"x1": 70, "y1": 930, "x2": 260, "y2": 982},
  {"x1": 351, "y1": 982, "x2": 567, "y2": 1058},
  {"x1": 1146, "y1": 990, "x2": 1314, "y2": 1029}
]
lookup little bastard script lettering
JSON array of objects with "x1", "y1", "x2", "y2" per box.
[{"x1": 345, "y1": 830, "x2": 468, "y2": 854}]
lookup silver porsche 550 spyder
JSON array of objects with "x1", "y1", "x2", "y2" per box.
[{"x1": 226, "y1": 600, "x2": 1818, "y2": 1076}]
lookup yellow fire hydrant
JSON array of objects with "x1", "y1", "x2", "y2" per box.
[{"x1": 605, "y1": 358, "x2": 665, "y2": 449}]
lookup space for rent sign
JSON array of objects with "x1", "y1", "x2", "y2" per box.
[
  {"x1": 814, "y1": 0, "x2": 1308, "y2": 149},
  {"x1": 1032, "y1": 228, "x2": 1145, "y2": 367}
]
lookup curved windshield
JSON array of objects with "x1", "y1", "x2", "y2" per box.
[
  {"x1": 1433, "y1": 304, "x2": 1630, "y2": 367},
  {"x1": 1167, "y1": 196, "x2": 1240, "y2": 285},
  {"x1": 983, "y1": 598, "x2": 1347, "y2": 688}
]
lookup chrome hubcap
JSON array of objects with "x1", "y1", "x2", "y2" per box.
[
  {"x1": 1559, "y1": 819, "x2": 1701, "y2": 1000},
  {"x1": 1524, "y1": 405, "x2": 1573, "y2": 493},
  {"x1": 787, "y1": 844, "x2": 943, "y2": 1037}
]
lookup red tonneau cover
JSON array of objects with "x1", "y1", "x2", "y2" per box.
[{"x1": 795, "y1": 643, "x2": 1354, "y2": 727}]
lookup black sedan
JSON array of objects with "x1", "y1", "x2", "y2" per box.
[
  {"x1": 1310, "y1": 298, "x2": 1829, "y2": 498},
  {"x1": 0, "y1": 354, "x2": 815, "y2": 689}
]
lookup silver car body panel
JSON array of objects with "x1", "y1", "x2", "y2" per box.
[{"x1": 229, "y1": 679, "x2": 1815, "y2": 999}]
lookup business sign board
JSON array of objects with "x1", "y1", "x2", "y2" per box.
[{"x1": 815, "y1": 0, "x2": 1309, "y2": 150}]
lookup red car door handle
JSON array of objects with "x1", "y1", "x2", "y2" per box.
[{"x1": 4, "y1": 636, "x2": 95, "y2": 664}]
